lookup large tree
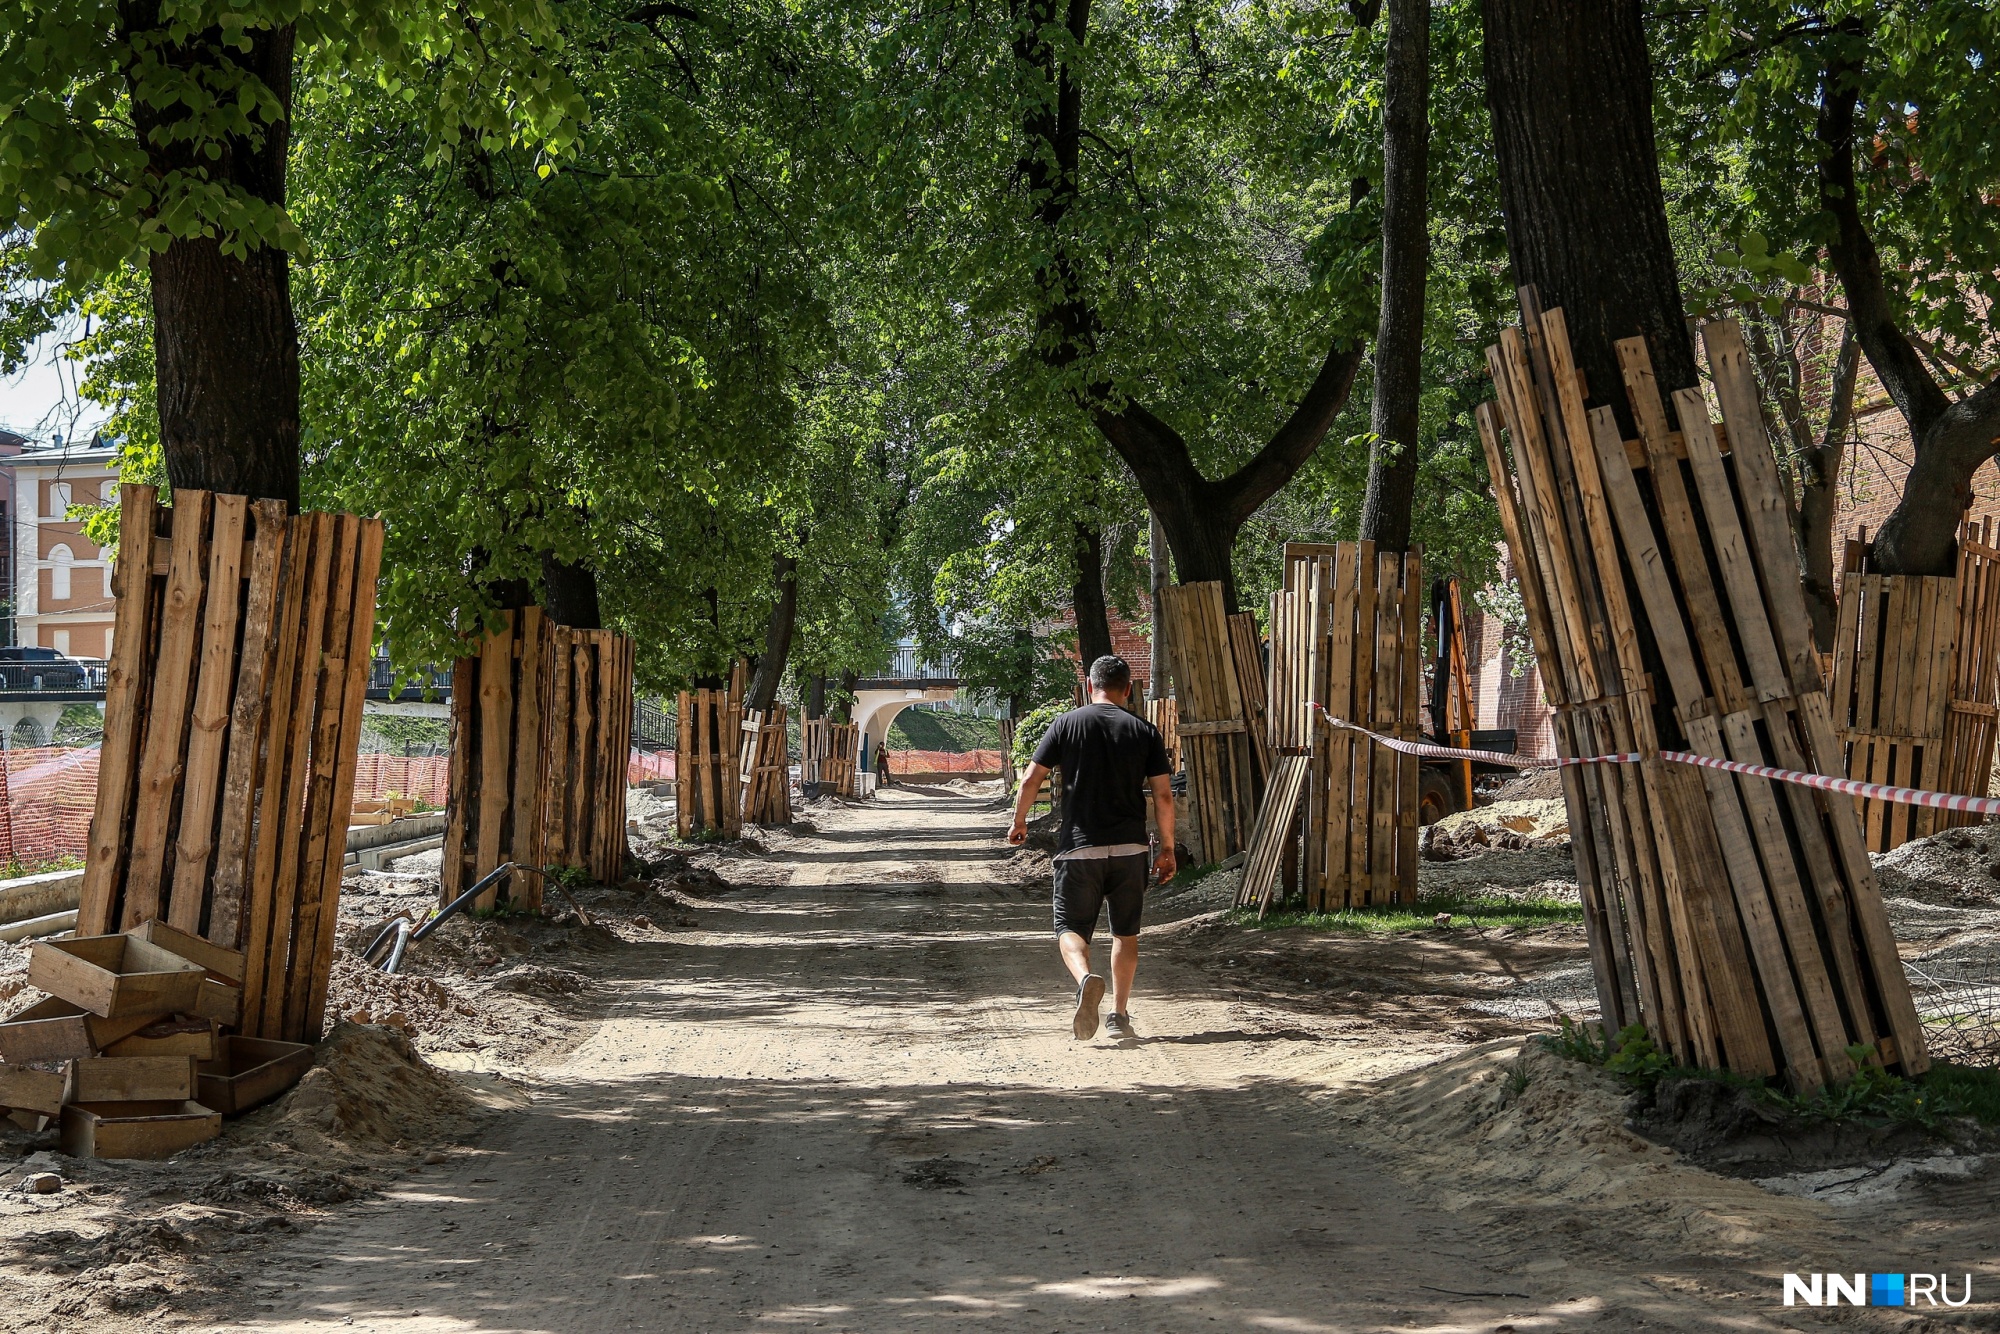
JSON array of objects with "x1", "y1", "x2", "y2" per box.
[{"x1": 0, "y1": 0, "x2": 578, "y2": 504}]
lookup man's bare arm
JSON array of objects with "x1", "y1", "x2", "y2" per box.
[
  {"x1": 1008, "y1": 762, "x2": 1051, "y2": 844},
  {"x1": 1148, "y1": 773, "x2": 1176, "y2": 883}
]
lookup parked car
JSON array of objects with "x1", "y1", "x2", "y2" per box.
[{"x1": 0, "y1": 647, "x2": 89, "y2": 690}]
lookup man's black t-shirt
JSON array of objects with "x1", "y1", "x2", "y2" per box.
[{"x1": 1029, "y1": 703, "x2": 1172, "y2": 853}]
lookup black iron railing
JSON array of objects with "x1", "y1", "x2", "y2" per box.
[{"x1": 858, "y1": 648, "x2": 959, "y2": 683}]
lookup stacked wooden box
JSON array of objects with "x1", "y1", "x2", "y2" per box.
[
  {"x1": 800, "y1": 720, "x2": 859, "y2": 798},
  {"x1": 0, "y1": 919, "x2": 311, "y2": 1158}
]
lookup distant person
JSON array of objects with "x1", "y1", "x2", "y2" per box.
[
  {"x1": 875, "y1": 742, "x2": 891, "y2": 788},
  {"x1": 1007, "y1": 655, "x2": 1175, "y2": 1040}
]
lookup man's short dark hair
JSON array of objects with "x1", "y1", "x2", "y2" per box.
[{"x1": 1088, "y1": 655, "x2": 1132, "y2": 693}]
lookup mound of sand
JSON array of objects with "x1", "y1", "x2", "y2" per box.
[
  {"x1": 1875, "y1": 824, "x2": 2000, "y2": 907},
  {"x1": 249, "y1": 1021, "x2": 484, "y2": 1154},
  {"x1": 1429, "y1": 798, "x2": 1570, "y2": 854}
]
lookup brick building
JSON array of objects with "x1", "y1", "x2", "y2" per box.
[{"x1": 12, "y1": 437, "x2": 120, "y2": 659}]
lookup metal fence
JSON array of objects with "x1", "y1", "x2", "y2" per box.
[{"x1": 861, "y1": 648, "x2": 959, "y2": 682}]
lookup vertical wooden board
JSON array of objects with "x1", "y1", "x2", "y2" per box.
[
  {"x1": 167, "y1": 494, "x2": 247, "y2": 933},
  {"x1": 284, "y1": 515, "x2": 361, "y2": 1042},
  {"x1": 80, "y1": 485, "x2": 161, "y2": 936},
  {"x1": 473, "y1": 614, "x2": 515, "y2": 907},
  {"x1": 594, "y1": 637, "x2": 624, "y2": 880},
  {"x1": 1476, "y1": 403, "x2": 1572, "y2": 705},
  {"x1": 1830, "y1": 574, "x2": 1862, "y2": 730},
  {"x1": 252, "y1": 513, "x2": 335, "y2": 1042},
  {"x1": 1853, "y1": 577, "x2": 1883, "y2": 733},
  {"x1": 1673, "y1": 392, "x2": 1789, "y2": 696},
  {"x1": 570, "y1": 647, "x2": 596, "y2": 853},
  {"x1": 302, "y1": 518, "x2": 383, "y2": 1040},
  {"x1": 546, "y1": 631, "x2": 575, "y2": 865},
  {"x1": 1554, "y1": 711, "x2": 1637, "y2": 1026},
  {"x1": 674, "y1": 690, "x2": 691, "y2": 841},
  {"x1": 209, "y1": 501, "x2": 289, "y2": 947},
  {"x1": 441, "y1": 654, "x2": 478, "y2": 902},
  {"x1": 1397, "y1": 551, "x2": 1422, "y2": 899},
  {"x1": 122, "y1": 490, "x2": 214, "y2": 928},
  {"x1": 1346, "y1": 546, "x2": 1375, "y2": 904},
  {"x1": 1368, "y1": 551, "x2": 1399, "y2": 904},
  {"x1": 509, "y1": 609, "x2": 548, "y2": 878}
]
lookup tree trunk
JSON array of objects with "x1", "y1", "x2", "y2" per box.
[
  {"x1": 127, "y1": 16, "x2": 301, "y2": 505},
  {"x1": 1483, "y1": 0, "x2": 1698, "y2": 433},
  {"x1": 540, "y1": 553, "x2": 602, "y2": 629},
  {"x1": 1358, "y1": 0, "x2": 1430, "y2": 553},
  {"x1": 1148, "y1": 509, "x2": 1172, "y2": 701},
  {"x1": 1012, "y1": 0, "x2": 1366, "y2": 614},
  {"x1": 747, "y1": 553, "x2": 799, "y2": 712},
  {"x1": 1816, "y1": 58, "x2": 2000, "y2": 577},
  {"x1": 1764, "y1": 324, "x2": 1859, "y2": 653},
  {"x1": 805, "y1": 673, "x2": 827, "y2": 721},
  {"x1": 833, "y1": 671, "x2": 857, "y2": 724},
  {"x1": 1071, "y1": 522, "x2": 1115, "y2": 671}
]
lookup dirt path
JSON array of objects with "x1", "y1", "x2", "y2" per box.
[{"x1": 181, "y1": 789, "x2": 1916, "y2": 1332}]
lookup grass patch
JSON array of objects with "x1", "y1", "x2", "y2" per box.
[
  {"x1": 888, "y1": 710, "x2": 1001, "y2": 753},
  {"x1": 0, "y1": 854, "x2": 84, "y2": 881},
  {"x1": 1165, "y1": 861, "x2": 1221, "y2": 887},
  {"x1": 1546, "y1": 1018, "x2": 2000, "y2": 1131},
  {"x1": 1236, "y1": 892, "x2": 1583, "y2": 935}
]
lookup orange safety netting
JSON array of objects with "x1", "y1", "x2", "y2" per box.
[
  {"x1": 0, "y1": 746, "x2": 677, "y2": 867},
  {"x1": 885, "y1": 749, "x2": 1004, "y2": 775}
]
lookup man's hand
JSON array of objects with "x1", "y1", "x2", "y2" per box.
[
  {"x1": 1153, "y1": 848, "x2": 1177, "y2": 885},
  {"x1": 1007, "y1": 816, "x2": 1028, "y2": 846}
]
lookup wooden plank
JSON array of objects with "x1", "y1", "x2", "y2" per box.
[
  {"x1": 1397, "y1": 550, "x2": 1422, "y2": 900},
  {"x1": 249, "y1": 513, "x2": 332, "y2": 1041},
  {"x1": 283, "y1": 513, "x2": 360, "y2": 1042},
  {"x1": 1474, "y1": 404, "x2": 1568, "y2": 704},
  {"x1": 473, "y1": 613, "x2": 515, "y2": 908},
  {"x1": 134, "y1": 918, "x2": 246, "y2": 982},
  {"x1": 80, "y1": 486, "x2": 161, "y2": 936},
  {"x1": 166, "y1": 493, "x2": 247, "y2": 933},
  {"x1": 238, "y1": 514, "x2": 308, "y2": 1025},
  {"x1": 65, "y1": 1055, "x2": 198, "y2": 1104},
  {"x1": 1674, "y1": 391, "x2": 1789, "y2": 699},
  {"x1": 1615, "y1": 337, "x2": 1748, "y2": 712},
  {"x1": 1347, "y1": 548, "x2": 1376, "y2": 902},
  {"x1": 674, "y1": 690, "x2": 692, "y2": 840},
  {"x1": 302, "y1": 517, "x2": 384, "y2": 1041},
  {"x1": 441, "y1": 654, "x2": 479, "y2": 901},
  {"x1": 1585, "y1": 407, "x2": 1706, "y2": 705},
  {"x1": 1552, "y1": 711, "x2": 1635, "y2": 1025},
  {"x1": 209, "y1": 499, "x2": 288, "y2": 944},
  {"x1": 510, "y1": 609, "x2": 548, "y2": 878},
  {"x1": 571, "y1": 643, "x2": 597, "y2": 855},
  {"x1": 122, "y1": 490, "x2": 214, "y2": 929},
  {"x1": 1322, "y1": 550, "x2": 1357, "y2": 907},
  {"x1": 1244, "y1": 755, "x2": 1310, "y2": 913},
  {"x1": 547, "y1": 631, "x2": 576, "y2": 864},
  {"x1": 1369, "y1": 552, "x2": 1399, "y2": 904}
]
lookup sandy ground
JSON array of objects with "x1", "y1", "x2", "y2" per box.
[{"x1": 9, "y1": 787, "x2": 2000, "y2": 1331}]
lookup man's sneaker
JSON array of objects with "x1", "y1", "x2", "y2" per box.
[
  {"x1": 1072, "y1": 974, "x2": 1106, "y2": 1040},
  {"x1": 1105, "y1": 1012, "x2": 1134, "y2": 1039}
]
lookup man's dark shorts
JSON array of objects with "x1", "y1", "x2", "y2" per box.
[{"x1": 1053, "y1": 854, "x2": 1147, "y2": 941}]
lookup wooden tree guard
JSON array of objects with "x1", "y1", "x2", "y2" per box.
[
  {"x1": 678, "y1": 687, "x2": 742, "y2": 837},
  {"x1": 442, "y1": 609, "x2": 549, "y2": 911},
  {"x1": 442, "y1": 617, "x2": 636, "y2": 903},
  {"x1": 1830, "y1": 520, "x2": 2000, "y2": 850},
  {"x1": 79, "y1": 486, "x2": 383, "y2": 1045},
  {"x1": 1144, "y1": 698, "x2": 1180, "y2": 773},
  {"x1": 1159, "y1": 582, "x2": 1259, "y2": 862},
  {"x1": 543, "y1": 627, "x2": 636, "y2": 884},
  {"x1": 1258, "y1": 542, "x2": 1422, "y2": 910},
  {"x1": 998, "y1": 715, "x2": 1018, "y2": 791},
  {"x1": 800, "y1": 719, "x2": 858, "y2": 797},
  {"x1": 1478, "y1": 295, "x2": 1924, "y2": 1090},
  {"x1": 739, "y1": 705, "x2": 793, "y2": 825}
]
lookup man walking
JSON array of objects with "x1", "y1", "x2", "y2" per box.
[{"x1": 1007, "y1": 656, "x2": 1175, "y2": 1040}]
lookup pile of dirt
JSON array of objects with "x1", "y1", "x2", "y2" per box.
[
  {"x1": 1427, "y1": 798, "x2": 1570, "y2": 857},
  {"x1": 1875, "y1": 824, "x2": 2000, "y2": 907},
  {"x1": 247, "y1": 1021, "x2": 486, "y2": 1155},
  {"x1": 1416, "y1": 843, "x2": 1579, "y2": 900},
  {"x1": 1624, "y1": 1074, "x2": 1949, "y2": 1178}
]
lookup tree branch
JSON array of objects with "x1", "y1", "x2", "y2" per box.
[{"x1": 1212, "y1": 338, "x2": 1367, "y2": 525}]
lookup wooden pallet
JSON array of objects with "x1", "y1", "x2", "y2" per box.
[
  {"x1": 77, "y1": 487, "x2": 382, "y2": 1045},
  {"x1": 739, "y1": 705, "x2": 793, "y2": 825},
  {"x1": 544, "y1": 627, "x2": 636, "y2": 884},
  {"x1": 1265, "y1": 543, "x2": 1422, "y2": 910},
  {"x1": 1478, "y1": 296, "x2": 1925, "y2": 1089},
  {"x1": 679, "y1": 686, "x2": 743, "y2": 837},
  {"x1": 800, "y1": 719, "x2": 859, "y2": 797},
  {"x1": 1830, "y1": 520, "x2": 2000, "y2": 847},
  {"x1": 1159, "y1": 582, "x2": 1260, "y2": 862},
  {"x1": 1144, "y1": 698, "x2": 1180, "y2": 774}
]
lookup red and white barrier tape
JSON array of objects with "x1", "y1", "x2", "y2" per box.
[{"x1": 1312, "y1": 705, "x2": 2000, "y2": 818}]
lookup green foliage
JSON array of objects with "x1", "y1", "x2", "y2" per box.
[
  {"x1": 1240, "y1": 891, "x2": 1585, "y2": 936},
  {"x1": 887, "y1": 710, "x2": 1001, "y2": 754},
  {"x1": 1011, "y1": 703, "x2": 1069, "y2": 772}
]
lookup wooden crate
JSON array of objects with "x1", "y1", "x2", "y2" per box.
[
  {"x1": 0, "y1": 998, "x2": 153, "y2": 1064},
  {"x1": 0, "y1": 1066, "x2": 63, "y2": 1116},
  {"x1": 77, "y1": 487, "x2": 383, "y2": 1046},
  {"x1": 28, "y1": 935, "x2": 206, "y2": 1019},
  {"x1": 104, "y1": 1017, "x2": 221, "y2": 1060},
  {"x1": 1253, "y1": 543, "x2": 1423, "y2": 912},
  {"x1": 1476, "y1": 299, "x2": 1924, "y2": 1089},
  {"x1": 197, "y1": 1036, "x2": 315, "y2": 1114},
  {"x1": 65, "y1": 1054, "x2": 198, "y2": 1103},
  {"x1": 1160, "y1": 582, "x2": 1261, "y2": 862},
  {"x1": 60, "y1": 1100, "x2": 220, "y2": 1160}
]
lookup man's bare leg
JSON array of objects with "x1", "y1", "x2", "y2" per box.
[
  {"x1": 1109, "y1": 934, "x2": 1138, "y2": 1015},
  {"x1": 1058, "y1": 930, "x2": 1093, "y2": 984}
]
